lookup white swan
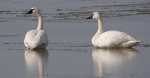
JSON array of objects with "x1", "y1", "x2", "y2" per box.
[
  {"x1": 24, "y1": 7, "x2": 48, "y2": 49},
  {"x1": 87, "y1": 12, "x2": 140, "y2": 48}
]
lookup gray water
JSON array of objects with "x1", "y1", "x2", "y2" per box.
[{"x1": 0, "y1": 0, "x2": 150, "y2": 78}]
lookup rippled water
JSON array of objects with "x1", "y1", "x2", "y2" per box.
[{"x1": 0, "y1": 0, "x2": 150, "y2": 78}]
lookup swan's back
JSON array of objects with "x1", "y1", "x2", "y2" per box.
[
  {"x1": 92, "y1": 30, "x2": 140, "y2": 48},
  {"x1": 24, "y1": 29, "x2": 48, "y2": 49}
]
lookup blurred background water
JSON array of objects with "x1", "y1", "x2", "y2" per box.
[{"x1": 0, "y1": 0, "x2": 150, "y2": 78}]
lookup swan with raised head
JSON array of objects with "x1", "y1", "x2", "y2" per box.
[
  {"x1": 87, "y1": 12, "x2": 140, "y2": 48},
  {"x1": 24, "y1": 7, "x2": 48, "y2": 49}
]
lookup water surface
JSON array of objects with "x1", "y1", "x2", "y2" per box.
[{"x1": 0, "y1": 0, "x2": 150, "y2": 78}]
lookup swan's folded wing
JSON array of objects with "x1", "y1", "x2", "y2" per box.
[
  {"x1": 95, "y1": 31, "x2": 139, "y2": 47},
  {"x1": 34, "y1": 30, "x2": 48, "y2": 47}
]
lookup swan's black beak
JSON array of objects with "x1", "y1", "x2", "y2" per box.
[
  {"x1": 86, "y1": 14, "x2": 93, "y2": 19},
  {"x1": 26, "y1": 9, "x2": 33, "y2": 14}
]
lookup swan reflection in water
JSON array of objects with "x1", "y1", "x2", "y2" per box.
[
  {"x1": 92, "y1": 48, "x2": 137, "y2": 78},
  {"x1": 24, "y1": 49, "x2": 48, "y2": 78}
]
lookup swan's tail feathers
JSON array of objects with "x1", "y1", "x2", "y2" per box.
[
  {"x1": 130, "y1": 41, "x2": 141, "y2": 46},
  {"x1": 122, "y1": 40, "x2": 141, "y2": 48}
]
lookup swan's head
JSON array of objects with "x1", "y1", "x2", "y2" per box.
[
  {"x1": 26, "y1": 7, "x2": 40, "y2": 16},
  {"x1": 86, "y1": 12, "x2": 100, "y2": 20},
  {"x1": 93, "y1": 12, "x2": 100, "y2": 19}
]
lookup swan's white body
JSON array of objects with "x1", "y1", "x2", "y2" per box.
[
  {"x1": 92, "y1": 30, "x2": 140, "y2": 48},
  {"x1": 24, "y1": 29, "x2": 48, "y2": 49},
  {"x1": 24, "y1": 7, "x2": 48, "y2": 49},
  {"x1": 90, "y1": 12, "x2": 140, "y2": 48}
]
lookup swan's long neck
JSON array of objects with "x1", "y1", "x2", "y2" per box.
[
  {"x1": 36, "y1": 15, "x2": 43, "y2": 30},
  {"x1": 97, "y1": 16, "x2": 103, "y2": 34},
  {"x1": 92, "y1": 16, "x2": 103, "y2": 45}
]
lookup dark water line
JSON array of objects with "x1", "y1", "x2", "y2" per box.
[{"x1": 0, "y1": 2, "x2": 150, "y2": 22}]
